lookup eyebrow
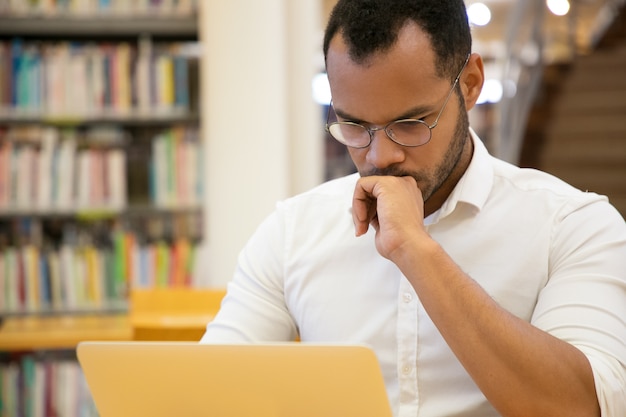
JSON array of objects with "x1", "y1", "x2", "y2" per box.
[{"x1": 333, "y1": 103, "x2": 436, "y2": 124}]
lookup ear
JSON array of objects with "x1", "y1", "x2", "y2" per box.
[{"x1": 460, "y1": 53, "x2": 485, "y2": 111}]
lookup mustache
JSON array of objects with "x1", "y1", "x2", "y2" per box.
[{"x1": 362, "y1": 167, "x2": 419, "y2": 179}]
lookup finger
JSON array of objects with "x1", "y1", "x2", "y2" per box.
[
  {"x1": 352, "y1": 195, "x2": 375, "y2": 236},
  {"x1": 352, "y1": 178, "x2": 379, "y2": 236}
]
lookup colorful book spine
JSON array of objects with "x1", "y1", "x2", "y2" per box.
[
  {"x1": 150, "y1": 126, "x2": 202, "y2": 208},
  {"x1": 0, "y1": 39, "x2": 196, "y2": 117},
  {"x1": 0, "y1": 356, "x2": 98, "y2": 417},
  {"x1": 0, "y1": 126, "x2": 135, "y2": 212}
]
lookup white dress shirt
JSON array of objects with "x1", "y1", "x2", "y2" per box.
[{"x1": 201, "y1": 132, "x2": 626, "y2": 417}]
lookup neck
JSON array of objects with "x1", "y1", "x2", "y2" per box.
[{"x1": 423, "y1": 134, "x2": 474, "y2": 217}]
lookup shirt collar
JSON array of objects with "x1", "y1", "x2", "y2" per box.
[{"x1": 425, "y1": 128, "x2": 493, "y2": 224}]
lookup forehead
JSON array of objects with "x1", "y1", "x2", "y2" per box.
[{"x1": 326, "y1": 22, "x2": 443, "y2": 123}]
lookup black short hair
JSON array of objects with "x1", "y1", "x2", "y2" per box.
[{"x1": 323, "y1": 0, "x2": 472, "y2": 82}]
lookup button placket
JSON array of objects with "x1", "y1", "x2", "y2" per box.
[{"x1": 396, "y1": 278, "x2": 419, "y2": 415}]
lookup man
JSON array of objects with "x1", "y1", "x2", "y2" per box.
[{"x1": 201, "y1": 1, "x2": 626, "y2": 416}]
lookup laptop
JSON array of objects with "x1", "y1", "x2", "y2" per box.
[{"x1": 76, "y1": 341, "x2": 393, "y2": 417}]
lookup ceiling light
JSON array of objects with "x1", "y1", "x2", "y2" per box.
[
  {"x1": 312, "y1": 72, "x2": 331, "y2": 105},
  {"x1": 468, "y1": 2, "x2": 492, "y2": 26},
  {"x1": 547, "y1": 0, "x2": 570, "y2": 16},
  {"x1": 477, "y1": 79, "x2": 503, "y2": 104}
]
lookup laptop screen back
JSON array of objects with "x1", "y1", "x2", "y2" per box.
[{"x1": 77, "y1": 341, "x2": 393, "y2": 417}]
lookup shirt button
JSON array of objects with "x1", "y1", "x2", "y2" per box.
[
  {"x1": 403, "y1": 292, "x2": 413, "y2": 303},
  {"x1": 402, "y1": 365, "x2": 411, "y2": 375}
]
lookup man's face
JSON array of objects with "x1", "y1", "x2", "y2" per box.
[{"x1": 325, "y1": 22, "x2": 472, "y2": 211}]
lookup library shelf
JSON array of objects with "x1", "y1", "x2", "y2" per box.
[
  {"x1": 0, "y1": 287, "x2": 227, "y2": 351},
  {"x1": 0, "y1": 113, "x2": 200, "y2": 127},
  {"x1": 0, "y1": 313, "x2": 132, "y2": 351},
  {"x1": 0, "y1": 16, "x2": 197, "y2": 38},
  {"x1": 0, "y1": 5, "x2": 210, "y2": 413},
  {"x1": 0, "y1": 205, "x2": 202, "y2": 220}
]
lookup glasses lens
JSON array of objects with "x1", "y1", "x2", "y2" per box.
[
  {"x1": 386, "y1": 120, "x2": 431, "y2": 146},
  {"x1": 328, "y1": 123, "x2": 370, "y2": 148}
]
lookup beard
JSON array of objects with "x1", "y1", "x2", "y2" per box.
[{"x1": 360, "y1": 91, "x2": 470, "y2": 202}]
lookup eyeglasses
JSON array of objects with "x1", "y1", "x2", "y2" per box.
[{"x1": 325, "y1": 54, "x2": 470, "y2": 149}]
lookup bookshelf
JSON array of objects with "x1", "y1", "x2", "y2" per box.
[
  {"x1": 0, "y1": 0, "x2": 203, "y2": 317},
  {"x1": 0, "y1": 2, "x2": 208, "y2": 414}
]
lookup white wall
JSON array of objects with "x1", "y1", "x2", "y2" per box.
[{"x1": 196, "y1": 0, "x2": 324, "y2": 287}]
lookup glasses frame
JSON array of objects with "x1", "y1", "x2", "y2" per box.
[{"x1": 325, "y1": 54, "x2": 471, "y2": 149}]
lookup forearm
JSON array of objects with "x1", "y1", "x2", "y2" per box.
[{"x1": 396, "y1": 238, "x2": 600, "y2": 417}]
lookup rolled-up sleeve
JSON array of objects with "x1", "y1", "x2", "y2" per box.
[{"x1": 531, "y1": 199, "x2": 626, "y2": 416}]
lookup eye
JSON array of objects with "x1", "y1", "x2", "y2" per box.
[{"x1": 388, "y1": 119, "x2": 424, "y2": 134}]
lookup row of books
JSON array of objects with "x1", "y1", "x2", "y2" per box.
[
  {"x1": 0, "y1": 224, "x2": 199, "y2": 314},
  {"x1": 0, "y1": 243, "x2": 127, "y2": 314},
  {"x1": 0, "y1": 126, "x2": 126, "y2": 213},
  {"x1": 0, "y1": 125, "x2": 203, "y2": 213},
  {"x1": 150, "y1": 125, "x2": 203, "y2": 209},
  {"x1": 0, "y1": 38, "x2": 198, "y2": 117},
  {"x1": 0, "y1": 0, "x2": 197, "y2": 16},
  {"x1": 0, "y1": 355, "x2": 96, "y2": 417}
]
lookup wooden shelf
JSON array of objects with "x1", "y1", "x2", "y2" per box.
[
  {"x1": 0, "y1": 205, "x2": 202, "y2": 220},
  {"x1": 0, "y1": 289, "x2": 226, "y2": 351},
  {"x1": 0, "y1": 16, "x2": 198, "y2": 37},
  {"x1": 0, "y1": 112, "x2": 200, "y2": 126},
  {"x1": 0, "y1": 314, "x2": 132, "y2": 351}
]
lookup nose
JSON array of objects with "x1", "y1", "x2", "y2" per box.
[{"x1": 365, "y1": 128, "x2": 406, "y2": 169}]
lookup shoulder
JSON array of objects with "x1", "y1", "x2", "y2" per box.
[
  {"x1": 489, "y1": 156, "x2": 619, "y2": 221},
  {"x1": 267, "y1": 174, "x2": 360, "y2": 238},
  {"x1": 281, "y1": 173, "x2": 359, "y2": 209},
  {"x1": 491, "y1": 156, "x2": 605, "y2": 203}
]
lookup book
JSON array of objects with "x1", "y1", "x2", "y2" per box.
[
  {"x1": 44, "y1": 43, "x2": 68, "y2": 116},
  {"x1": 47, "y1": 251, "x2": 63, "y2": 311},
  {"x1": 151, "y1": 131, "x2": 168, "y2": 207},
  {"x1": 36, "y1": 127, "x2": 58, "y2": 210},
  {"x1": 1, "y1": 363, "x2": 20, "y2": 417},
  {"x1": 156, "y1": 51, "x2": 174, "y2": 113},
  {"x1": 88, "y1": 44, "x2": 106, "y2": 115},
  {"x1": 15, "y1": 144, "x2": 36, "y2": 210},
  {"x1": 0, "y1": 42, "x2": 11, "y2": 112},
  {"x1": 3, "y1": 248, "x2": 18, "y2": 311},
  {"x1": 173, "y1": 54, "x2": 189, "y2": 111},
  {"x1": 59, "y1": 245, "x2": 77, "y2": 310},
  {"x1": 33, "y1": 361, "x2": 45, "y2": 417},
  {"x1": 67, "y1": 44, "x2": 89, "y2": 116},
  {"x1": 76, "y1": 149, "x2": 92, "y2": 210},
  {"x1": 85, "y1": 246, "x2": 103, "y2": 308},
  {"x1": 114, "y1": 42, "x2": 132, "y2": 114},
  {"x1": 21, "y1": 356, "x2": 36, "y2": 417},
  {"x1": 22, "y1": 245, "x2": 40, "y2": 312},
  {"x1": 0, "y1": 140, "x2": 12, "y2": 209},
  {"x1": 38, "y1": 250, "x2": 51, "y2": 311},
  {"x1": 112, "y1": 228, "x2": 128, "y2": 299},
  {"x1": 107, "y1": 148, "x2": 127, "y2": 209},
  {"x1": 135, "y1": 35, "x2": 153, "y2": 114},
  {"x1": 55, "y1": 130, "x2": 77, "y2": 210}
]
